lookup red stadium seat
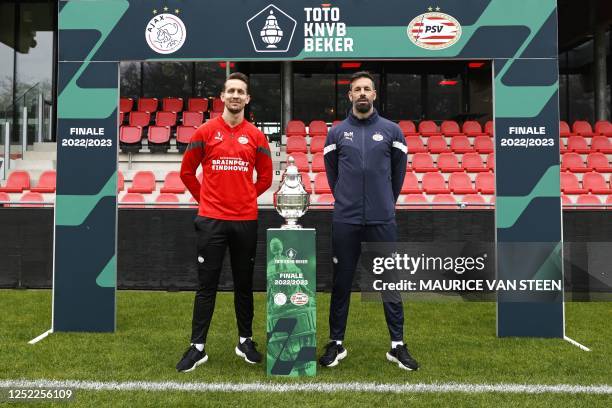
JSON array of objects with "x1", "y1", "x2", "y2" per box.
[
  {"x1": 137, "y1": 98, "x2": 158, "y2": 113},
  {"x1": 398, "y1": 120, "x2": 418, "y2": 137},
  {"x1": 422, "y1": 172, "x2": 449, "y2": 194},
  {"x1": 31, "y1": 170, "x2": 56, "y2": 193},
  {"x1": 154, "y1": 193, "x2": 180, "y2": 208},
  {"x1": 411, "y1": 153, "x2": 437, "y2": 172},
  {"x1": 427, "y1": 135, "x2": 449, "y2": 153},
  {"x1": 286, "y1": 136, "x2": 308, "y2": 154},
  {"x1": 211, "y1": 98, "x2": 224, "y2": 113},
  {"x1": 147, "y1": 126, "x2": 171, "y2": 153},
  {"x1": 606, "y1": 195, "x2": 612, "y2": 206},
  {"x1": 120, "y1": 97, "x2": 133, "y2": 113},
  {"x1": 586, "y1": 152, "x2": 612, "y2": 172},
  {"x1": 0, "y1": 170, "x2": 30, "y2": 192},
  {"x1": 486, "y1": 153, "x2": 495, "y2": 171},
  {"x1": 575, "y1": 194, "x2": 602, "y2": 208},
  {"x1": 561, "y1": 153, "x2": 589, "y2": 172},
  {"x1": 309, "y1": 136, "x2": 326, "y2": 154},
  {"x1": 286, "y1": 120, "x2": 307, "y2": 138},
  {"x1": 182, "y1": 111, "x2": 204, "y2": 127},
  {"x1": 449, "y1": 172, "x2": 476, "y2": 194},
  {"x1": 120, "y1": 193, "x2": 146, "y2": 208},
  {"x1": 418, "y1": 120, "x2": 440, "y2": 137},
  {"x1": 590, "y1": 136, "x2": 612, "y2": 153},
  {"x1": 432, "y1": 194, "x2": 457, "y2": 209},
  {"x1": 473, "y1": 135, "x2": 493, "y2": 153},
  {"x1": 562, "y1": 194, "x2": 572, "y2": 206},
  {"x1": 314, "y1": 173, "x2": 331, "y2": 194},
  {"x1": 300, "y1": 172, "x2": 312, "y2": 194},
  {"x1": 401, "y1": 193, "x2": 429, "y2": 208},
  {"x1": 128, "y1": 171, "x2": 156, "y2": 194},
  {"x1": 450, "y1": 135, "x2": 473, "y2": 153},
  {"x1": 462, "y1": 194, "x2": 487, "y2": 209},
  {"x1": 401, "y1": 172, "x2": 421, "y2": 194},
  {"x1": 462, "y1": 121, "x2": 487, "y2": 137},
  {"x1": 162, "y1": 97, "x2": 183, "y2": 113},
  {"x1": 160, "y1": 171, "x2": 186, "y2": 194},
  {"x1": 188, "y1": 98, "x2": 209, "y2": 112},
  {"x1": 475, "y1": 172, "x2": 495, "y2": 194},
  {"x1": 155, "y1": 111, "x2": 177, "y2": 127},
  {"x1": 289, "y1": 153, "x2": 310, "y2": 172},
  {"x1": 311, "y1": 152, "x2": 325, "y2": 172},
  {"x1": 440, "y1": 120, "x2": 462, "y2": 136},
  {"x1": 209, "y1": 111, "x2": 222, "y2": 120},
  {"x1": 559, "y1": 121, "x2": 572, "y2": 138},
  {"x1": 120, "y1": 126, "x2": 142, "y2": 144},
  {"x1": 405, "y1": 135, "x2": 426, "y2": 153},
  {"x1": 0, "y1": 192, "x2": 10, "y2": 206},
  {"x1": 15, "y1": 192, "x2": 44, "y2": 208},
  {"x1": 484, "y1": 121, "x2": 494, "y2": 136},
  {"x1": 594, "y1": 120, "x2": 612, "y2": 136},
  {"x1": 118, "y1": 171, "x2": 124, "y2": 192},
  {"x1": 176, "y1": 126, "x2": 197, "y2": 152},
  {"x1": 308, "y1": 120, "x2": 328, "y2": 137},
  {"x1": 315, "y1": 194, "x2": 335, "y2": 204},
  {"x1": 582, "y1": 172, "x2": 611, "y2": 194},
  {"x1": 560, "y1": 172, "x2": 586, "y2": 194},
  {"x1": 129, "y1": 111, "x2": 150, "y2": 128},
  {"x1": 462, "y1": 152, "x2": 488, "y2": 172},
  {"x1": 566, "y1": 135, "x2": 590, "y2": 153},
  {"x1": 572, "y1": 121, "x2": 594, "y2": 137},
  {"x1": 437, "y1": 152, "x2": 463, "y2": 172}
]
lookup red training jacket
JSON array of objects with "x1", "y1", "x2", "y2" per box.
[{"x1": 180, "y1": 116, "x2": 273, "y2": 220}]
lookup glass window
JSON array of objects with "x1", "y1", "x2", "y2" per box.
[
  {"x1": 194, "y1": 62, "x2": 227, "y2": 98},
  {"x1": 293, "y1": 74, "x2": 335, "y2": 123},
  {"x1": 142, "y1": 62, "x2": 193, "y2": 99},
  {"x1": 568, "y1": 74, "x2": 594, "y2": 123},
  {"x1": 249, "y1": 73, "x2": 280, "y2": 124},
  {"x1": 385, "y1": 74, "x2": 421, "y2": 121},
  {"x1": 426, "y1": 74, "x2": 462, "y2": 120},
  {"x1": 0, "y1": 2, "x2": 15, "y2": 114},
  {"x1": 559, "y1": 74, "x2": 568, "y2": 121},
  {"x1": 120, "y1": 62, "x2": 141, "y2": 100}
]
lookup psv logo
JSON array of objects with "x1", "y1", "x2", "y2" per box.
[{"x1": 407, "y1": 11, "x2": 461, "y2": 50}]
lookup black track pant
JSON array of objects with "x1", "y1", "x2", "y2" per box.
[
  {"x1": 329, "y1": 222, "x2": 404, "y2": 342},
  {"x1": 190, "y1": 216, "x2": 258, "y2": 344}
]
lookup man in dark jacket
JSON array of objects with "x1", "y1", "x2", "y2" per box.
[{"x1": 319, "y1": 71, "x2": 419, "y2": 371}]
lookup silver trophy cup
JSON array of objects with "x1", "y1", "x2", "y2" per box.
[{"x1": 273, "y1": 156, "x2": 310, "y2": 229}]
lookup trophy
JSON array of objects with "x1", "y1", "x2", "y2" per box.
[{"x1": 273, "y1": 156, "x2": 310, "y2": 229}]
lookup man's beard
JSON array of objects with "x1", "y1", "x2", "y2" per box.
[
  {"x1": 226, "y1": 104, "x2": 243, "y2": 114},
  {"x1": 354, "y1": 99, "x2": 372, "y2": 113}
]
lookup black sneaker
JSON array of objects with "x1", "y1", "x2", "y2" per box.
[
  {"x1": 318, "y1": 341, "x2": 347, "y2": 367},
  {"x1": 235, "y1": 338, "x2": 262, "y2": 364},
  {"x1": 386, "y1": 344, "x2": 419, "y2": 371},
  {"x1": 176, "y1": 345, "x2": 208, "y2": 373}
]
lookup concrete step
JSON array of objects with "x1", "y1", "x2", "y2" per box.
[
  {"x1": 11, "y1": 159, "x2": 55, "y2": 170},
  {"x1": 23, "y1": 151, "x2": 57, "y2": 161},
  {"x1": 32, "y1": 142, "x2": 57, "y2": 152}
]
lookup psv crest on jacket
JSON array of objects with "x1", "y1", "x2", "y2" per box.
[{"x1": 323, "y1": 110, "x2": 408, "y2": 225}]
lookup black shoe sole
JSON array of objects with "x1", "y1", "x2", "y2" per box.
[{"x1": 235, "y1": 346, "x2": 261, "y2": 364}]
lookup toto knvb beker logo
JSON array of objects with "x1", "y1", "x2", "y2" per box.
[
  {"x1": 407, "y1": 9, "x2": 461, "y2": 50},
  {"x1": 247, "y1": 5, "x2": 297, "y2": 53},
  {"x1": 145, "y1": 9, "x2": 186, "y2": 55}
]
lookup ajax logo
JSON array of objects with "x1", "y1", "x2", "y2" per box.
[
  {"x1": 407, "y1": 9, "x2": 461, "y2": 50},
  {"x1": 247, "y1": 5, "x2": 297, "y2": 53},
  {"x1": 274, "y1": 293, "x2": 287, "y2": 306},
  {"x1": 145, "y1": 10, "x2": 186, "y2": 54}
]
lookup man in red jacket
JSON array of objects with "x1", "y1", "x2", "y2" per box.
[{"x1": 176, "y1": 72, "x2": 273, "y2": 372}]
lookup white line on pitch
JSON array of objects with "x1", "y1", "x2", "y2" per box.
[{"x1": 0, "y1": 380, "x2": 611, "y2": 394}]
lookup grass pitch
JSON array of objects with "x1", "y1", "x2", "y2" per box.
[{"x1": 0, "y1": 289, "x2": 611, "y2": 407}]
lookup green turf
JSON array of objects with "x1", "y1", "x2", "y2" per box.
[{"x1": 1, "y1": 290, "x2": 610, "y2": 407}]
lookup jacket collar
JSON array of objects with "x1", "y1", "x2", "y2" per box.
[{"x1": 347, "y1": 108, "x2": 379, "y2": 126}]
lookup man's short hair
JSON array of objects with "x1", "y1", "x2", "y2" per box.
[
  {"x1": 224, "y1": 72, "x2": 249, "y2": 93},
  {"x1": 349, "y1": 71, "x2": 375, "y2": 90}
]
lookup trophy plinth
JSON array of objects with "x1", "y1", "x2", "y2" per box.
[{"x1": 273, "y1": 156, "x2": 310, "y2": 229}]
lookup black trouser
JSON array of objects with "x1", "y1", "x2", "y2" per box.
[
  {"x1": 190, "y1": 216, "x2": 258, "y2": 344},
  {"x1": 329, "y1": 222, "x2": 404, "y2": 342}
]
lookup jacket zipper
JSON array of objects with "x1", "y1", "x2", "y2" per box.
[{"x1": 361, "y1": 124, "x2": 366, "y2": 225}]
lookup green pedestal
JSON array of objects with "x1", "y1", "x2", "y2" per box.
[{"x1": 266, "y1": 228, "x2": 316, "y2": 376}]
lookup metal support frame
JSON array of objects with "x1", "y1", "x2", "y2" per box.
[
  {"x1": 37, "y1": 92, "x2": 43, "y2": 143},
  {"x1": 282, "y1": 61, "x2": 292, "y2": 135},
  {"x1": 2, "y1": 122, "x2": 9, "y2": 180},
  {"x1": 21, "y1": 106, "x2": 27, "y2": 158}
]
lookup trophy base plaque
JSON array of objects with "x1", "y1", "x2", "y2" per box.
[{"x1": 266, "y1": 228, "x2": 316, "y2": 376}]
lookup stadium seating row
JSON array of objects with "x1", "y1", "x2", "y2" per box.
[{"x1": 120, "y1": 97, "x2": 223, "y2": 114}]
